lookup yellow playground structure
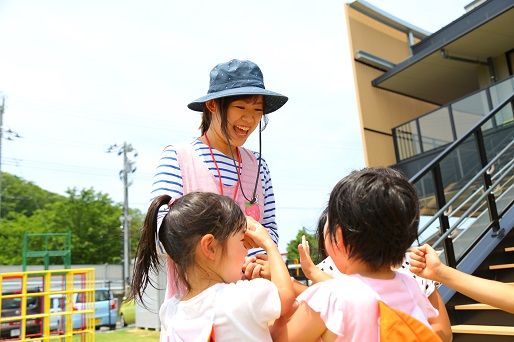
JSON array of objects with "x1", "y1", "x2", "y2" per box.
[{"x1": 0, "y1": 268, "x2": 96, "y2": 341}]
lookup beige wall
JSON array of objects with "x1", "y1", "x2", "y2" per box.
[
  {"x1": 345, "y1": 5, "x2": 437, "y2": 167},
  {"x1": 477, "y1": 55, "x2": 511, "y2": 88},
  {"x1": 494, "y1": 54, "x2": 512, "y2": 81}
]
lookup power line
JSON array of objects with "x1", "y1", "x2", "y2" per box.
[{"x1": 2, "y1": 156, "x2": 153, "y2": 178}]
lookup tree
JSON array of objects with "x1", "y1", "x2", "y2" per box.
[
  {"x1": 0, "y1": 172, "x2": 63, "y2": 218},
  {"x1": 41, "y1": 188, "x2": 123, "y2": 264},
  {"x1": 0, "y1": 172, "x2": 144, "y2": 265},
  {"x1": 128, "y1": 207, "x2": 144, "y2": 258},
  {"x1": 286, "y1": 228, "x2": 319, "y2": 264}
]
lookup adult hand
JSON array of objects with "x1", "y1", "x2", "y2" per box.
[{"x1": 409, "y1": 244, "x2": 443, "y2": 282}]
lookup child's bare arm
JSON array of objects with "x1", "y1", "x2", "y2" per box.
[
  {"x1": 271, "y1": 302, "x2": 330, "y2": 342},
  {"x1": 410, "y1": 244, "x2": 514, "y2": 314},
  {"x1": 427, "y1": 289, "x2": 453, "y2": 342},
  {"x1": 245, "y1": 217, "x2": 295, "y2": 317}
]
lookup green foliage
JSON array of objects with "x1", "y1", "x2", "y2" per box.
[
  {"x1": 128, "y1": 207, "x2": 144, "y2": 258},
  {"x1": 286, "y1": 227, "x2": 319, "y2": 264},
  {"x1": 0, "y1": 216, "x2": 30, "y2": 264},
  {"x1": 0, "y1": 172, "x2": 143, "y2": 265},
  {"x1": 41, "y1": 188, "x2": 123, "y2": 264},
  {"x1": 0, "y1": 172, "x2": 63, "y2": 218}
]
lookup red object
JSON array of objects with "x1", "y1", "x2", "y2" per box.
[
  {"x1": 110, "y1": 299, "x2": 117, "y2": 310},
  {"x1": 245, "y1": 202, "x2": 260, "y2": 221},
  {"x1": 208, "y1": 324, "x2": 216, "y2": 342}
]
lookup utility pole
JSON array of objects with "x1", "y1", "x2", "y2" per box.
[
  {"x1": 107, "y1": 142, "x2": 137, "y2": 293},
  {"x1": 0, "y1": 97, "x2": 21, "y2": 218}
]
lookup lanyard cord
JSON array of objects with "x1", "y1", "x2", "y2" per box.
[
  {"x1": 204, "y1": 134, "x2": 240, "y2": 202},
  {"x1": 227, "y1": 122, "x2": 262, "y2": 204}
]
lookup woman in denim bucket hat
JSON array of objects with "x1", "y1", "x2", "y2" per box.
[{"x1": 150, "y1": 59, "x2": 288, "y2": 307}]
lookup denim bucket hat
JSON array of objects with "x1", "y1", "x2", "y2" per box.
[{"x1": 188, "y1": 59, "x2": 288, "y2": 114}]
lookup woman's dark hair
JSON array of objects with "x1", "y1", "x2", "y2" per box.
[
  {"x1": 199, "y1": 95, "x2": 269, "y2": 136},
  {"x1": 326, "y1": 167, "x2": 419, "y2": 271},
  {"x1": 316, "y1": 207, "x2": 328, "y2": 261},
  {"x1": 130, "y1": 192, "x2": 246, "y2": 304}
]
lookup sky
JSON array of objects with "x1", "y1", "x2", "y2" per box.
[{"x1": 0, "y1": 0, "x2": 471, "y2": 252}]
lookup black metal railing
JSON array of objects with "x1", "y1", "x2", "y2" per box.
[
  {"x1": 394, "y1": 75, "x2": 514, "y2": 161},
  {"x1": 410, "y1": 92, "x2": 514, "y2": 268}
]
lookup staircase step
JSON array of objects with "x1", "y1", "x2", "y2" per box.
[
  {"x1": 452, "y1": 325, "x2": 514, "y2": 336},
  {"x1": 455, "y1": 303, "x2": 499, "y2": 310},
  {"x1": 505, "y1": 247, "x2": 514, "y2": 252},
  {"x1": 489, "y1": 263, "x2": 514, "y2": 270}
]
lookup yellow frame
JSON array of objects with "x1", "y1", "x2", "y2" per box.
[{"x1": 0, "y1": 268, "x2": 95, "y2": 341}]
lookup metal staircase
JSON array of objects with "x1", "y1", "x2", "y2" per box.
[{"x1": 408, "y1": 91, "x2": 514, "y2": 341}]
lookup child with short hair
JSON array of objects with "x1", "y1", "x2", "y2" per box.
[
  {"x1": 273, "y1": 168, "x2": 440, "y2": 341},
  {"x1": 130, "y1": 192, "x2": 294, "y2": 341},
  {"x1": 313, "y1": 210, "x2": 452, "y2": 341}
]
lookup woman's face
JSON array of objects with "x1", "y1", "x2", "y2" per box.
[{"x1": 211, "y1": 95, "x2": 264, "y2": 147}]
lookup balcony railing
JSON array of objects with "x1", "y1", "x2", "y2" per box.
[
  {"x1": 393, "y1": 75, "x2": 514, "y2": 161},
  {"x1": 410, "y1": 91, "x2": 514, "y2": 271}
]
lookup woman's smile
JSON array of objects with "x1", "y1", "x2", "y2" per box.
[{"x1": 233, "y1": 124, "x2": 250, "y2": 137}]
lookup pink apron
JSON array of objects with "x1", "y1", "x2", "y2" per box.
[{"x1": 164, "y1": 143, "x2": 264, "y2": 300}]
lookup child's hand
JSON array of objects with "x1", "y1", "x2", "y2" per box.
[
  {"x1": 242, "y1": 254, "x2": 271, "y2": 280},
  {"x1": 409, "y1": 244, "x2": 443, "y2": 281},
  {"x1": 242, "y1": 256, "x2": 260, "y2": 280},
  {"x1": 298, "y1": 236, "x2": 316, "y2": 278},
  {"x1": 298, "y1": 237, "x2": 332, "y2": 283},
  {"x1": 244, "y1": 216, "x2": 274, "y2": 250}
]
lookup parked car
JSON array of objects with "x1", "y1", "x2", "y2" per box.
[
  {"x1": 73, "y1": 288, "x2": 118, "y2": 330},
  {"x1": 49, "y1": 294, "x2": 66, "y2": 332},
  {"x1": 118, "y1": 298, "x2": 134, "y2": 327},
  {"x1": 1, "y1": 288, "x2": 43, "y2": 339}
]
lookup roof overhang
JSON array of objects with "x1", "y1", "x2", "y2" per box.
[
  {"x1": 348, "y1": 0, "x2": 430, "y2": 40},
  {"x1": 372, "y1": 0, "x2": 514, "y2": 105}
]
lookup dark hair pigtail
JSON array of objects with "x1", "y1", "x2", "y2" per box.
[{"x1": 129, "y1": 195, "x2": 171, "y2": 304}]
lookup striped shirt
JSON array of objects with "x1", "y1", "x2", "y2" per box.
[{"x1": 151, "y1": 139, "x2": 278, "y2": 254}]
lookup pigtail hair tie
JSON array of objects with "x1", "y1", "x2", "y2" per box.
[{"x1": 167, "y1": 197, "x2": 176, "y2": 209}]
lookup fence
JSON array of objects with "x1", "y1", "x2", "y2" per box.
[{"x1": 0, "y1": 268, "x2": 95, "y2": 341}]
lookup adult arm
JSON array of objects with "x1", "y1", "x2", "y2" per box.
[
  {"x1": 151, "y1": 146, "x2": 184, "y2": 250},
  {"x1": 258, "y1": 156, "x2": 279, "y2": 245},
  {"x1": 410, "y1": 244, "x2": 514, "y2": 315}
]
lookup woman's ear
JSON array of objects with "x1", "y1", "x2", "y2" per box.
[
  {"x1": 199, "y1": 234, "x2": 218, "y2": 261},
  {"x1": 205, "y1": 100, "x2": 218, "y2": 114}
]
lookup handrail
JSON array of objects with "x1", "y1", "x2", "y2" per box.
[
  {"x1": 408, "y1": 91, "x2": 514, "y2": 268},
  {"x1": 410, "y1": 92, "x2": 514, "y2": 183},
  {"x1": 416, "y1": 139, "x2": 514, "y2": 237},
  {"x1": 446, "y1": 158, "x2": 514, "y2": 238},
  {"x1": 431, "y1": 160, "x2": 514, "y2": 249}
]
